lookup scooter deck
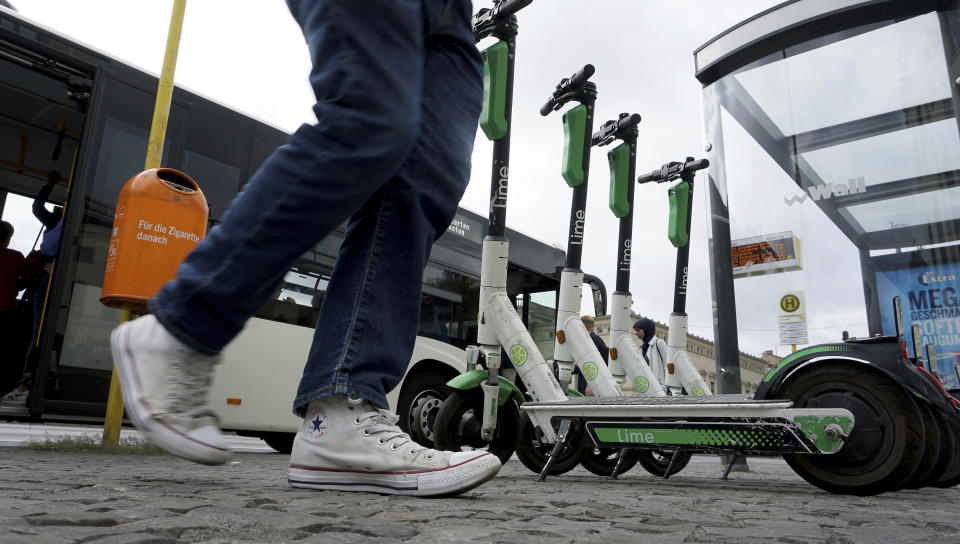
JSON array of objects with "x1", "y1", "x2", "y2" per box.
[{"x1": 521, "y1": 394, "x2": 854, "y2": 455}]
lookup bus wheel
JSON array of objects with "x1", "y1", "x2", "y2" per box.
[
  {"x1": 397, "y1": 371, "x2": 452, "y2": 448},
  {"x1": 433, "y1": 388, "x2": 518, "y2": 465},
  {"x1": 514, "y1": 411, "x2": 582, "y2": 475},
  {"x1": 779, "y1": 364, "x2": 923, "y2": 496},
  {"x1": 259, "y1": 432, "x2": 295, "y2": 454},
  {"x1": 634, "y1": 449, "x2": 691, "y2": 478},
  {"x1": 580, "y1": 447, "x2": 640, "y2": 477}
]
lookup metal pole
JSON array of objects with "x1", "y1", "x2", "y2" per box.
[{"x1": 104, "y1": 0, "x2": 188, "y2": 447}]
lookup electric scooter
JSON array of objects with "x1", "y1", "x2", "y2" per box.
[
  {"x1": 636, "y1": 158, "x2": 713, "y2": 398},
  {"x1": 583, "y1": 130, "x2": 708, "y2": 479},
  {"x1": 435, "y1": 0, "x2": 568, "y2": 464},
  {"x1": 510, "y1": 66, "x2": 637, "y2": 479}
]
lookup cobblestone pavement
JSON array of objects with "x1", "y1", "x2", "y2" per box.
[{"x1": 1, "y1": 448, "x2": 958, "y2": 544}]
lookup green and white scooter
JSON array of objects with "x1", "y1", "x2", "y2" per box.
[
  {"x1": 587, "y1": 122, "x2": 710, "y2": 478},
  {"x1": 636, "y1": 158, "x2": 713, "y2": 398},
  {"x1": 435, "y1": 0, "x2": 570, "y2": 464},
  {"x1": 510, "y1": 65, "x2": 636, "y2": 479}
]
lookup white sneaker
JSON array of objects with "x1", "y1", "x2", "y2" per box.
[
  {"x1": 110, "y1": 314, "x2": 231, "y2": 465},
  {"x1": 0, "y1": 387, "x2": 28, "y2": 406},
  {"x1": 288, "y1": 396, "x2": 501, "y2": 496}
]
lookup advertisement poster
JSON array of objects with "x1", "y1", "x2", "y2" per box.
[{"x1": 876, "y1": 262, "x2": 960, "y2": 389}]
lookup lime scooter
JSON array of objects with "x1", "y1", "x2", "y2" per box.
[
  {"x1": 583, "y1": 125, "x2": 709, "y2": 479},
  {"x1": 635, "y1": 158, "x2": 713, "y2": 399},
  {"x1": 435, "y1": 0, "x2": 574, "y2": 463},
  {"x1": 510, "y1": 66, "x2": 637, "y2": 479}
]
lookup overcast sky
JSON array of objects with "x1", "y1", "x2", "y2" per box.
[{"x1": 6, "y1": 0, "x2": 786, "y2": 354}]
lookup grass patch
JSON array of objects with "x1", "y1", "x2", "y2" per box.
[{"x1": 21, "y1": 435, "x2": 167, "y2": 455}]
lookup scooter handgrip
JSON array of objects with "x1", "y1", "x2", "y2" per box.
[
  {"x1": 618, "y1": 113, "x2": 641, "y2": 131},
  {"x1": 686, "y1": 158, "x2": 710, "y2": 171},
  {"x1": 497, "y1": 0, "x2": 533, "y2": 17},
  {"x1": 540, "y1": 98, "x2": 557, "y2": 116},
  {"x1": 570, "y1": 64, "x2": 595, "y2": 87},
  {"x1": 637, "y1": 170, "x2": 661, "y2": 184}
]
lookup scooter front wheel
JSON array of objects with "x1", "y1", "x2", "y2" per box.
[
  {"x1": 514, "y1": 411, "x2": 583, "y2": 475},
  {"x1": 433, "y1": 388, "x2": 519, "y2": 465}
]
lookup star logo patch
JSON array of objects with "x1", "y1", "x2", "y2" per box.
[{"x1": 307, "y1": 407, "x2": 327, "y2": 440}]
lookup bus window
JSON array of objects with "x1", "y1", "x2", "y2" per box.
[
  {"x1": 419, "y1": 264, "x2": 479, "y2": 348},
  {"x1": 256, "y1": 260, "x2": 330, "y2": 329},
  {"x1": 527, "y1": 290, "x2": 557, "y2": 359}
]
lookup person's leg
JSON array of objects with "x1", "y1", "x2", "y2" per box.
[
  {"x1": 288, "y1": 0, "x2": 501, "y2": 496},
  {"x1": 111, "y1": 0, "x2": 429, "y2": 465},
  {"x1": 293, "y1": 0, "x2": 483, "y2": 413}
]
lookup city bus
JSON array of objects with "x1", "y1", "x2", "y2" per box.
[{"x1": 0, "y1": 6, "x2": 604, "y2": 452}]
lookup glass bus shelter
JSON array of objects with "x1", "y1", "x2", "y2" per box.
[{"x1": 696, "y1": 0, "x2": 960, "y2": 391}]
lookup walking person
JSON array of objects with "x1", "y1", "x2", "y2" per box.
[
  {"x1": 0, "y1": 221, "x2": 25, "y2": 396},
  {"x1": 110, "y1": 0, "x2": 501, "y2": 496},
  {"x1": 634, "y1": 317, "x2": 668, "y2": 386}
]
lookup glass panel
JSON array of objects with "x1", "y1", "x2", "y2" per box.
[
  {"x1": 733, "y1": 13, "x2": 951, "y2": 136},
  {"x1": 801, "y1": 119, "x2": 960, "y2": 187},
  {"x1": 527, "y1": 290, "x2": 556, "y2": 359},
  {"x1": 841, "y1": 186, "x2": 960, "y2": 233},
  {"x1": 182, "y1": 150, "x2": 241, "y2": 222}
]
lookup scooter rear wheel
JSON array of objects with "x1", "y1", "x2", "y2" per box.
[
  {"x1": 901, "y1": 399, "x2": 940, "y2": 489},
  {"x1": 433, "y1": 388, "x2": 519, "y2": 465},
  {"x1": 579, "y1": 447, "x2": 640, "y2": 477},
  {"x1": 514, "y1": 412, "x2": 583, "y2": 476},
  {"x1": 635, "y1": 449, "x2": 692, "y2": 478},
  {"x1": 931, "y1": 415, "x2": 960, "y2": 488},
  {"x1": 778, "y1": 364, "x2": 923, "y2": 496}
]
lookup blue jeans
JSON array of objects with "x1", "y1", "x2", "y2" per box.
[{"x1": 149, "y1": 0, "x2": 482, "y2": 414}]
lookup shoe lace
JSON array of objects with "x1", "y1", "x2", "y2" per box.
[
  {"x1": 167, "y1": 348, "x2": 220, "y2": 418},
  {"x1": 349, "y1": 398, "x2": 436, "y2": 458}
]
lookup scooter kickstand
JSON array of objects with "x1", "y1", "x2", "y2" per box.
[
  {"x1": 663, "y1": 450, "x2": 682, "y2": 480},
  {"x1": 721, "y1": 453, "x2": 739, "y2": 480},
  {"x1": 536, "y1": 419, "x2": 574, "y2": 482},
  {"x1": 609, "y1": 448, "x2": 630, "y2": 480}
]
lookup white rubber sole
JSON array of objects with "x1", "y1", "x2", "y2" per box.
[
  {"x1": 288, "y1": 452, "x2": 501, "y2": 496},
  {"x1": 110, "y1": 322, "x2": 231, "y2": 465}
]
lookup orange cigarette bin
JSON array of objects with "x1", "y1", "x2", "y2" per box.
[{"x1": 100, "y1": 168, "x2": 207, "y2": 312}]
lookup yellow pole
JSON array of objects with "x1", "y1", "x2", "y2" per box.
[{"x1": 104, "y1": 0, "x2": 188, "y2": 447}]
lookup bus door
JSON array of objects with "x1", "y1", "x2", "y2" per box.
[
  {"x1": 0, "y1": 32, "x2": 90, "y2": 408},
  {"x1": 31, "y1": 65, "x2": 189, "y2": 417}
]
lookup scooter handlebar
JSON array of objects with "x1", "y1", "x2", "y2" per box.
[
  {"x1": 569, "y1": 63, "x2": 595, "y2": 87},
  {"x1": 495, "y1": 0, "x2": 533, "y2": 18},
  {"x1": 617, "y1": 113, "x2": 641, "y2": 131},
  {"x1": 591, "y1": 113, "x2": 642, "y2": 146},
  {"x1": 540, "y1": 64, "x2": 595, "y2": 116},
  {"x1": 539, "y1": 99, "x2": 557, "y2": 117},
  {"x1": 637, "y1": 157, "x2": 710, "y2": 183}
]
